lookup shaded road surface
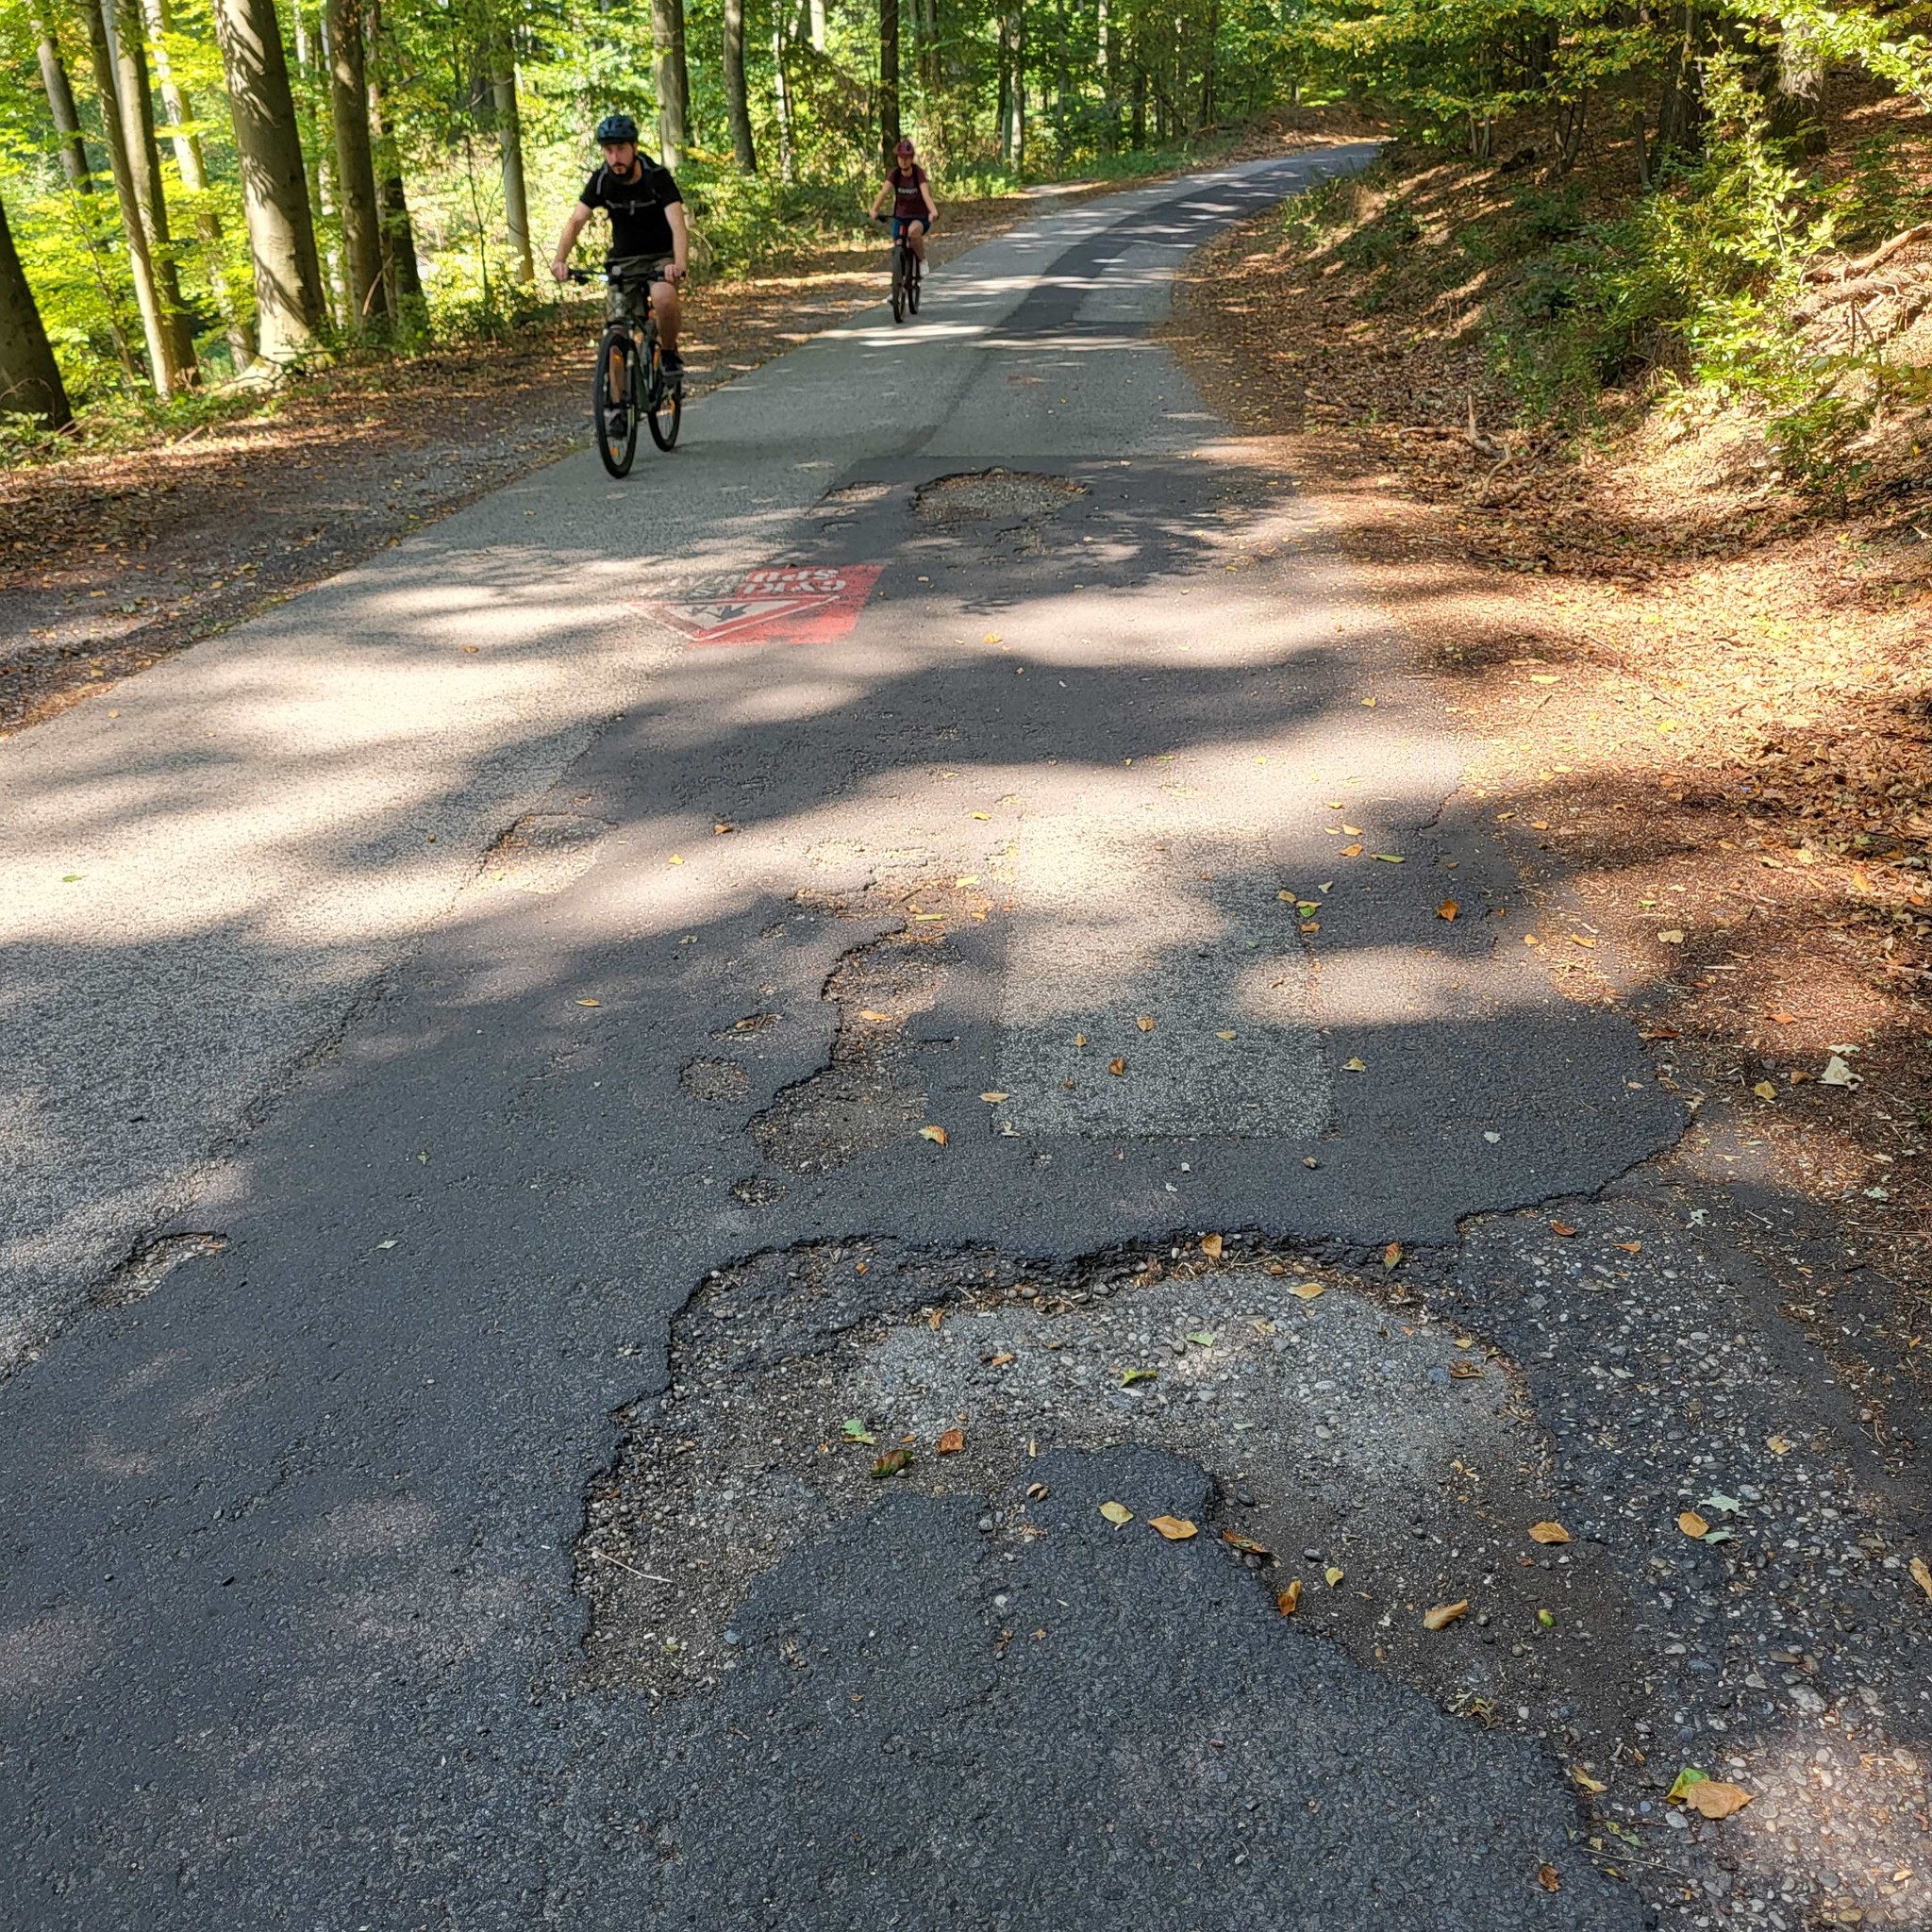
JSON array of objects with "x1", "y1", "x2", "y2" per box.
[{"x1": 9, "y1": 151, "x2": 1916, "y2": 1931}]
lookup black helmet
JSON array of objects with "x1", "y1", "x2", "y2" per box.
[{"x1": 595, "y1": 112, "x2": 639, "y2": 144}]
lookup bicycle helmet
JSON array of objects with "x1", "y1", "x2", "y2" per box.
[
  {"x1": 896, "y1": 137, "x2": 916, "y2": 157},
  {"x1": 596, "y1": 112, "x2": 640, "y2": 144}
]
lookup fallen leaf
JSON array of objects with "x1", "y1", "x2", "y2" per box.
[
  {"x1": 984, "y1": 633, "x2": 1001, "y2": 644},
  {"x1": 1550, "y1": 1221, "x2": 1577, "y2": 1237},
  {"x1": 989, "y1": 1351, "x2": 1015, "y2": 1367},
  {"x1": 1340, "y1": 842, "x2": 1364, "y2": 858},
  {"x1": 1149, "y1": 1515, "x2": 1197, "y2": 1541},
  {"x1": 919, "y1": 1125, "x2": 949, "y2": 1145},
  {"x1": 936, "y1": 1427, "x2": 965, "y2": 1455},
  {"x1": 1324, "y1": 1565, "x2": 1344, "y2": 1588},
  {"x1": 575, "y1": 998, "x2": 601, "y2": 1008},
  {"x1": 1910, "y1": 1557, "x2": 1932, "y2": 1603},
  {"x1": 1529, "y1": 1522, "x2": 1571, "y2": 1545},
  {"x1": 1187, "y1": 1329, "x2": 1217, "y2": 1346},
  {"x1": 1200, "y1": 1234, "x2": 1224, "y2": 1260},
  {"x1": 1290, "y1": 1280, "x2": 1324, "y2": 1300},
  {"x1": 1343, "y1": 1056, "x2": 1368, "y2": 1072},
  {"x1": 1820, "y1": 1055, "x2": 1859, "y2": 1087},
  {"x1": 841, "y1": 1418, "x2": 876, "y2": 1444},
  {"x1": 1216, "y1": 1029, "x2": 1238, "y2": 1041},
  {"x1": 871, "y1": 1447, "x2": 913, "y2": 1478},
  {"x1": 1136, "y1": 1014, "x2": 1157, "y2": 1032},
  {"x1": 1449, "y1": 1358, "x2": 1484, "y2": 1379},
  {"x1": 980, "y1": 1091, "x2": 1009, "y2": 1103},
  {"x1": 1372, "y1": 853, "x2": 1405, "y2": 864},
  {"x1": 1121, "y1": 1367, "x2": 1158, "y2": 1386},
  {"x1": 1616, "y1": 1241, "x2": 1642, "y2": 1254},
  {"x1": 1383, "y1": 1241, "x2": 1402, "y2": 1270},
  {"x1": 1539, "y1": 1865, "x2": 1561, "y2": 1894},
  {"x1": 1766, "y1": 1434, "x2": 1791, "y2": 1456},
  {"x1": 1573, "y1": 1767, "x2": 1607, "y2": 1794},
  {"x1": 858, "y1": 1008, "x2": 891, "y2": 1022},
  {"x1": 1752, "y1": 1080, "x2": 1778, "y2": 1101},
  {"x1": 1657, "y1": 928, "x2": 1685, "y2": 944},
  {"x1": 1669, "y1": 1768, "x2": 1753, "y2": 1819},
  {"x1": 1099, "y1": 1501, "x2": 1133, "y2": 1525},
  {"x1": 1423, "y1": 1600, "x2": 1469, "y2": 1631},
  {"x1": 667, "y1": 854, "x2": 685, "y2": 865},
  {"x1": 1569, "y1": 933, "x2": 1596, "y2": 949},
  {"x1": 713, "y1": 822, "x2": 736, "y2": 835},
  {"x1": 1108, "y1": 1058, "x2": 1127, "y2": 1076},
  {"x1": 1768, "y1": 1010, "x2": 1799, "y2": 1024},
  {"x1": 1678, "y1": 1510, "x2": 1710, "y2": 1539},
  {"x1": 1221, "y1": 1529, "x2": 1270, "y2": 1557},
  {"x1": 1276, "y1": 1579, "x2": 1302, "y2": 1614},
  {"x1": 927, "y1": 1308, "x2": 943, "y2": 1330},
  {"x1": 1437, "y1": 899, "x2": 1460, "y2": 921},
  {"x1": 1026, "y1": 1482, "x2": 1048, "y2": 1499},
  {"x1": 1074, "y1": 1032, "x2": 1087, "y2": 1047}
]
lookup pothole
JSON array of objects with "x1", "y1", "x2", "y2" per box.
[
  {"x1": 472, "y1": 812, "x2": 608, "y2": 896},
  {"x1": 913, "y1": 469, "x2": 1088, "y2": 526},
  {"x1": 578, "y1": 1239, "x2": 1641, "y2": 1763},
  {"x1": 680, "y1": 1058, "x2": 750, "y2": 1103},
  {"x1": 90, "y1": 1232, "x2": 227, "y2": 1309}
]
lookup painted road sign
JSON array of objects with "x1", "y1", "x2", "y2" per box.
[{"x1": 639, "y1": 564, "x2": 885, "y2": 647}]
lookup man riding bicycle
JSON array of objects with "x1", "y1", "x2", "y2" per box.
[
  {"x1": 551, "y1": 112, "x2": 690, "y2": 408},
  {"x1": 870, "y1": 137, "x2": 937, "y2": 272}
]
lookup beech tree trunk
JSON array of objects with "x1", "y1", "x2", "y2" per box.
[
  {"x1": 0, "y1": 193, "x2": 72, "y2": 429},
  {"x1": 879, "y1": 0, "x2": 900, "y2": 166},
  {"x1": 724, "y1": 0, "x2": 757, "y2": 171},
  {"x1": 143, "y1": 0, "x2": 257, "y2": 365},
  {"x1": 84, "y1": 0, "x2": 181, "y2": 393},
  {"x1": 34, "y1": 14, "x2": 93, "y2": 188},
  {"x1": 651, "y1": 0, "x2": 691, "y2": 167},
  {"x1": 208, "y1": 0, "x2": 327, "y2": 359},
  {"x1": 365, "y1": 0, "x2": 424, "y2": 318},
  {"x1": 326, "y1": 0, "x2": 389, "y2": 321},
  {"x1": 489, "y1": 45, "x2": 534, "y2": 282}
]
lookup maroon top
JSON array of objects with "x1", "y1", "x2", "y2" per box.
[{"x1": 889, "y1": 165, "x2": 930, "y2": 221}]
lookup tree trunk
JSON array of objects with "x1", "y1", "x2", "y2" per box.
[
  {"x1": 208, "y1": 0, "x2": 327, "y2": 359},
  {"x1": 299, "y1": 3, "x2": 349, "y2": 325},
  {"x1": 105, "y1": 0, "x2": 198, "y2": 381},
  {"x1": 84, "y1": 0, "x2": 179, "y2": 393},
  {"x1": 1655, "y1": 2, "x2": 1700, "y2": 161},
  {"x1": 879, "y1": 0, "x2": 900, "y2": 167},
  {"x1": 650, "y1": 0, "x2": 691, "y2": 168},
  {"x1": 34, "y1": 14, "x2": 93, "y2": 188},
  {"x1": 325, "y1": 0, "x2": 388, "y2": 320},
  {"x1": 143, "y1": 0, "x2": 257, "y2": 366},
  {"x1": 773, "y1": 5, "x2": 796, "y2": 182},
  {"x1": 724, "y1": 0, "x2": 757, "y2": 171},
  {"x1": 1770, "y1": 12, "x2": 1828, "y2": 155},
  {"x1": 365, "y1": 0, "x2": 424, "y2": 318},
  {"x1": 808, "y1": 0, "x2": 824, "y2": 51},
  {"x1": 0, "y1": 193, "x2": 72, "y2": 430},
  {"x1": 489, "y1": 44, "x2": 533, "y2": 283}
]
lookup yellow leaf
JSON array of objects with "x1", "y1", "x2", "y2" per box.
[
  {"x1": 1200, "y1": 1234, "x2": 1224, "y2": 1260},
  {"x1": 1290, "y1": 1280, "x2": 1324, "y2": 1301},
  {"x1": 1217, "y1": 1029, "x2": 1237, "y2": 1041},
  {"x1": 1099, "y1": 1501, "x2": 1133, "y2": 1525},
  {"x1": 936, "y1": 1426, "x2": 965, "y2": 1454},
  {"x1": 1570, "y1": 933, "x2": 1596, "y2": 949},
  {"x1": 1437, "y1": 899, "x2": 1460, "y2": 921},
  {"x1": 1074, "y1": 1032, "x2": 1087, "y2": 1047},
  {"x1": 1324, "y1": 1565, "x2": 1344, "y2": 1588},
  {"x1": 1529, "y1": 1521, "x2": 1571, "y2": 1545},
  {"x1": 1910, "y1": 1557, "x2": 1932, "y2": 1603},
  {"x1": 984, "y1": 633, "x2": 1002, "y2": 644},
  {"x1": 1752, "y1": 1080, "x2": 1778, "y2": 1100},
  {"x1": 955, "y1": 874, "x2": 980, "y2": 886},
  {"x1": 1276, "y1": 1579, "x2": 1302, "y2": 1615},
  {"x1": 972, "y1": 811, "x2": 991, "y2": 821},
  {"x1": 1766, "y1": 1434, "x2": 1791, "y2": 1456},
  {"x1": 1423, "y1": 1599, "x2": 1469, "y2": 1631},
  {"x1": 1341, "y1": 824, "x2": 1361, "y2": 836},
  {"x1": 1682, "y1": 1780, "x2": 1754, "y2": 1820},
  {"x1": 920, "y1": 1124, "x2": 949, "y2": 1145},
  {"x1": 1343, "y1": 1056, "x2": 1367, "y2": 1072},
  {"x1": 575, "y1": 998, "x2": 601, "y2": 1008},
  {"x1": 1658, "y1": 928, "x2": 1686, "y2": 944},
  {"x1": 1383, "y1": 1241, "x2": 1402, "y2": 1270},
  {"x1": 980, "y1": 1091, "x2": 1009, "y2": 1104},
  {"x1": 858, "y1": 1008, "x2": 891, "y2": 1022},
  {"x1": 1340, "y1": 842, "x2": 1364, "y2": 858},
  {"x1": 1678, "y1": 1510, "x2": 1709, "y2": 1539},
  {"x1": 1573, "y1": 1768, "x2": 1607, "y2": 1794},
  {"x1": 1108, "y1": 1058, "x2": 1127, "y2": 1076},
  {"x1": 1136, "y1": 1014, "x2": 1157, "y2": 1032},
  {"x1": 667, "y1": 854, "x2": 685, "y2": 865},
  {"x1": 1149, "y1": 1515, "x2": 1197, "y2": 1541}
]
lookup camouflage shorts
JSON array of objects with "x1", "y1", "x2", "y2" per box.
[{"x1": 606, "y1": 257, "x2": 672, "y2": 325}]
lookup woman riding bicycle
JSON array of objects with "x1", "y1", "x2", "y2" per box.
[{"x1": 869, "y1": 137, "x2": 937, "y2": 273}]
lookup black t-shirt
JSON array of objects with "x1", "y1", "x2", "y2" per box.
[{"x1": 579, "y1": 160, "x2": 682, "y2": 259}]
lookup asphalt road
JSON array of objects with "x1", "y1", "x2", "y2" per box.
[{"x1": 6, "y1": 150, "x2": 1923, "y2": 1932}]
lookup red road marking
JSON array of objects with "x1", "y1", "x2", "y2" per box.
[{"x1": 638, "y1": 564, "x2": 885, "y2": 647}]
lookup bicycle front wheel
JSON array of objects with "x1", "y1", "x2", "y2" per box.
[
  {"x1": 593, "y1": 326, "x2": 640, "y2": 478},
  {"x1": 890, "y1": 249, "x2": 908, "y2": 325},
  {"x1": 645, "y1": 341, "x2": 682, "y2": 451}
]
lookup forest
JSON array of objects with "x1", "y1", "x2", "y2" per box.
[{"x1": 1, "y1": 0, "x2": 1929, "y2": 454}]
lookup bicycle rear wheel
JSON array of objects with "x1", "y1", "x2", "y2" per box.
[
  {"x1": 644, "y1": 340, "x2": 682, "y2": 451},
  {"x1": 593, "y1": 327, "x2": 640, "y2": 477},
  {"x1": 890, "y1": 247, "x2": 908, "y2": 325}
]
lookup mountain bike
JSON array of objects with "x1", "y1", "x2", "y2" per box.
[
  {"x1": 874, "y1": 215, "x2": 923, "y2": 325},
  {"x1": 570, "y1": 264, "x2": 682, "y2": 475}
]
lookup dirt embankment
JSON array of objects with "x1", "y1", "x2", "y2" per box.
[{"x1": 1166, "y1": 123, "x2": 1932, "y2": 1442}]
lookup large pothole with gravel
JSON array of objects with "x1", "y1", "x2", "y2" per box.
[
  {"x1": 912, "y1": 468, "x2": 1088, "y2": 526},
  {"x1": 578, "y1": 1238, "x2": 1643, "y2": 1767}
]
